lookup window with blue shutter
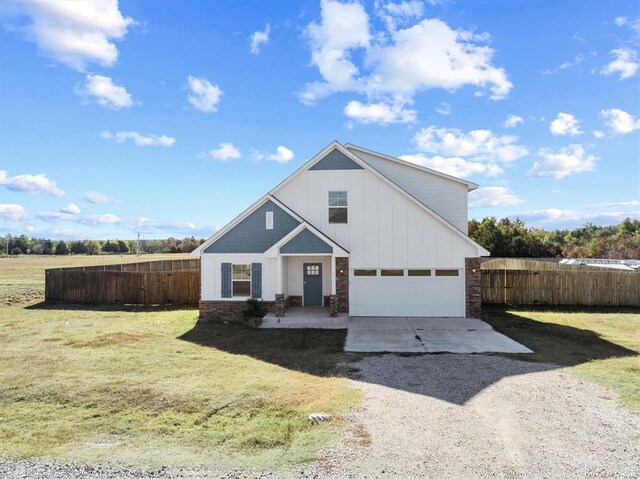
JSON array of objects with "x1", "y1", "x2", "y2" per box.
[
  {"x1": 221, "y1": 263, "x2": 232, "y2": 298},
  {"x1": 251, "y1": 263, "x2": 262, "y2": 299}
]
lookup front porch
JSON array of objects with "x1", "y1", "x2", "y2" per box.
[
  {"x1": 261, "y1": 307, "x2": 348, "y2": 329},
  {"x1": 264, "y1": 223, "x2": 350, "y2": 318}
]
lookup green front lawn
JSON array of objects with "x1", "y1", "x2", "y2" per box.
[{"x1": 0, "y1": 305, "x2": 361, "y2": 469}]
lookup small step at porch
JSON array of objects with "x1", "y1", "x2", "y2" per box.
[{"x1": 261, "y1": 307, "x2": 348, "y2": 329}]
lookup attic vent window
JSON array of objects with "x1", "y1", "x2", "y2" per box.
[{"x1": 266, "y1": 211, "x2": 274, "y2": 230}]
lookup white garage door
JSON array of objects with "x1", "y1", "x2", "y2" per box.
[{"x1": 350, "y1": 270, "x2": 465, "y2": 317}]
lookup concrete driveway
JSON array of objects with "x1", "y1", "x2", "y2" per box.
[{"x1": 345, "y1": 316, "x2": 532, "y2": 353}]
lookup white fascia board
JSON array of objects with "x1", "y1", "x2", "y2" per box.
[{"x1": 345, "y1": 143, "x2": 479, "y2": 191}]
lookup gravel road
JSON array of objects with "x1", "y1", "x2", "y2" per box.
[{"x1": 2, "y1": 354, "x2": 639, "y2": 478}]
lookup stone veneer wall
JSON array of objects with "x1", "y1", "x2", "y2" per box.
[
  {"x1": 465, "y1": 257, "x2": 481, "y2": 318},
  {"x1": 336, "y1": 257, "x2": 349, "y2": 313}
]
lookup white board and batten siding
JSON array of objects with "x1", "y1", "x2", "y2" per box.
[
  {"x1": 349, "y1": 148, "x2": 470, "y2": 233},
  {"x1": 272, "y1": 167, "x2": 478, "y2": 269},
  {"x1": 201, "y1": 253, "x2": 278, "y2": 301},
  {"x1": 273, "y1": 164, "x2": 475, "y2": 317}
]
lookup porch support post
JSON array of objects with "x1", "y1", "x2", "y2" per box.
[
  {"x1": 331, "y1": 255, "x2": 337, "y2": 295},
  {"x1": 275, "y1": 255, "x2": 285, "y2": 318},
  {"x1": 329, "y1": 255, "x2": 338, "y2": 317},
  {"x1": 276, "y1": 255, "x2": 284, "y2": 294}
]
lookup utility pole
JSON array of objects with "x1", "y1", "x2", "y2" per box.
[{"x1": 136, "y1": 231, "x2": 140, "y2": 257}]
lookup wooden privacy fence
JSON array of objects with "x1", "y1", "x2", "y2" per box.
[
  {"x1": 482, "y1": 269, "x2": 640, "y2": 306},
  {"x1": 45, "y1": 259, "x2": 200, "y2": 305}
]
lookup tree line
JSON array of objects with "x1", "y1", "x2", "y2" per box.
[
  {"x1": 1, "y1": 218, "x2": 639, "y2": 259},
  {"x1": 0, "y1": 236, "x2": 204, "y2": 256}
]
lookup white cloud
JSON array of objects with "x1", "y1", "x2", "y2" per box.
[
  {"x1": 268, "y1": 146, "x2": 294, "y2": 163},
  {"x1": 60, "y1": 203, "x2": 80, "y2": 215},
  {"x1": 413, "y1": 126, "x2": 528, "y2": 162},
  {"x1": 130, "y1": 217, "x2": 198, "y2": 235},
  {"x1": 101, "y1": 130, "x2": 175, "y2": 147},
  {"x1": 615, "y1": 17, "x2": 628, "y2": 27},
  {"x1": 549, "y1": 112, "x2": 582, "y2": 136},
  {"x1": 468, "y1": 186, "x2": 524, "y2": 208},
  {"x1": 79, "y1": 213, "x2": 121, "y2": 225},
  {"x1": 300, "y1": 0, "x2": 371, "y2": 104},
  {"x1": 400, "y1": 154, "x2": 503, "y2": 178},
  {"x1": 187, "y1": 76, "x2": 223, "y2": 113},
  {"x1": 300, "y1": 1, "x2": 512, "y2": 107},
  {"x1": 600, "y1": 108, "x2": 640, "y2": 134},
  {"x1": 207, "y1": 143, "x2": 241, "y2": 161},
  {"x1": 254, "y1": 146, "x2": 295, "y2": 163},
  {"x1": 0, "y1": 203, "x2": 28, "y2": 221},
  {"x1": 435, "y1": 102, "x2": 451, "y2": 115},
  {"x1": 592, "y1": 130, "x2": 606, "y2": 138},
  {"x1": 76, "y1": 74, "x2": 133, "y2": 109},
  {"x1": 517, "y1": 206, "x2": 640, "y2": 227},
  {"x1": 527, "y1": 144, "x2": 597, "y2": 179},
  {"x1": 0, "y1": 170, "x2": 64, "y2": 196},
  {"x1": 250, "y1": 23, "x2": 270, "y2": 55},
  {"x1": 344, "y1": 100, "x2": 416, "y2": 124},
  {"x1": 1, "y1": 0, "x2": 134, "y2": 71},
  {"x1": 601, "y1": 48, "x2": 639, "y2": 80},
  {"x1": 376, "y1": 0, "x2": 425, "y2": 32},
  {"x1": 83, "y1": 191, "x2": 113, "y2": 204},
  {"x1": 588, "y1": 200, "x2": 640, "y2": 209},
  {"x1": 504, "y1": 114, "x2": 523, "y2": 128}
]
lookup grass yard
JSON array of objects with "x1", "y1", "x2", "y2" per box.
[
  {"x1": 0, "y1": 254, "x2": 191, "y2": 306},
  {"x1": 483, "y1": 305, "x2": 640, "y2": 413},
  {"x1": 0, "y1": 255, "x2": 361, "y2": 470}
]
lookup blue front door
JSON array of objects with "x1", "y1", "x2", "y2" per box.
[{"x1": 303, "y1": 263, "x2": 323, "y2": 307}]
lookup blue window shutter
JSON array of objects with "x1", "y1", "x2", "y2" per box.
[
  {"x1": 221, "y1": 263, "x2": 232, "y2": 298},
  {"x1": 251, "y1": 263, "x2": 262, "y2": 299}
]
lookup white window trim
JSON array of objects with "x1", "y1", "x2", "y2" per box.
[
  {"x1": 328, "y1": 190, "x2": 348, "y2": 224},
  {"x1": 232, "y1": 263, "x2": 251, "y2": 298},
  {"x1": 265, "y1": 211, "x2": 274, "y2": 230}
]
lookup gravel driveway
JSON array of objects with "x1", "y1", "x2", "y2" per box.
[
  {"x1": 316, "y1": 354, "x2": 640, "y2": 478},
  {"x1": 2, "y1": 354, "x2": 639, "y2": 478}
]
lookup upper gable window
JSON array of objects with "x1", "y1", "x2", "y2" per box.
[
  {"x1": 265, "y1": 211, "x2": 273, "y2": 230},
  {"x1": 328, "y1": 191, "x2": 348, "y2": 224}
]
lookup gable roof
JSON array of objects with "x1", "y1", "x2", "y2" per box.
[
  {"x1": 193, "y1": 141, "x2": 490, "y2": 257},
  {"x1": 345, "y1": 143, "x2": 479, "y2": 191},
  {"x1": 263, "y1": 222, "x2": 349, "y2": 257},
  {"x1": 270, "y1": 141, "x2": 490, "y2": 256}
]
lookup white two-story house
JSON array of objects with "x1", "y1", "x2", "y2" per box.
[{"x1": 191, "y1": 141, "x2": 490, "y2": 319}]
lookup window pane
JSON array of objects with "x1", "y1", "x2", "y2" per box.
[
  {"x1": 233, "y1": 264, "x2": 251, "y2": 280},
  {"x1": 329, "y1": 207, "x2": 348, "y2": 223},
  {"x1": 232, "y1": 280, "x2": 250, "y2": 296},
  {"x1": 354, "y1": 269, "x2": 377, "y2": 276},
  {"x1": 306, "y1": 265, "x2": 320, "y2": 275},
  {"x1": 329, "y1": 191, "x2": 347, "y2": 206},
  {"x1": 408, "y1": 269, "x2": 431, "y2": 276},
  {"x1": 435, "y1": 269, "x2": 459, "y2": 277},
  {"x1": 381, "y1": 269, "x2": 404, "y2": 276}
]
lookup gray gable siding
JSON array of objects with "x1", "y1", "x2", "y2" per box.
[
  {"x1": 204, "y1": 200, "x2": 300, "y2": 253},
  {"x1": 280, "y1": 229, "x2": 333, "y2": 254},
  {"x1": 309, "y1": 149, "x2": 364, "y2": 170}
]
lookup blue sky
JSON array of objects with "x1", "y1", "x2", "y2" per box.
[{"x1": 1, "y1": 0, "x2": 639, "y2": 240}]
